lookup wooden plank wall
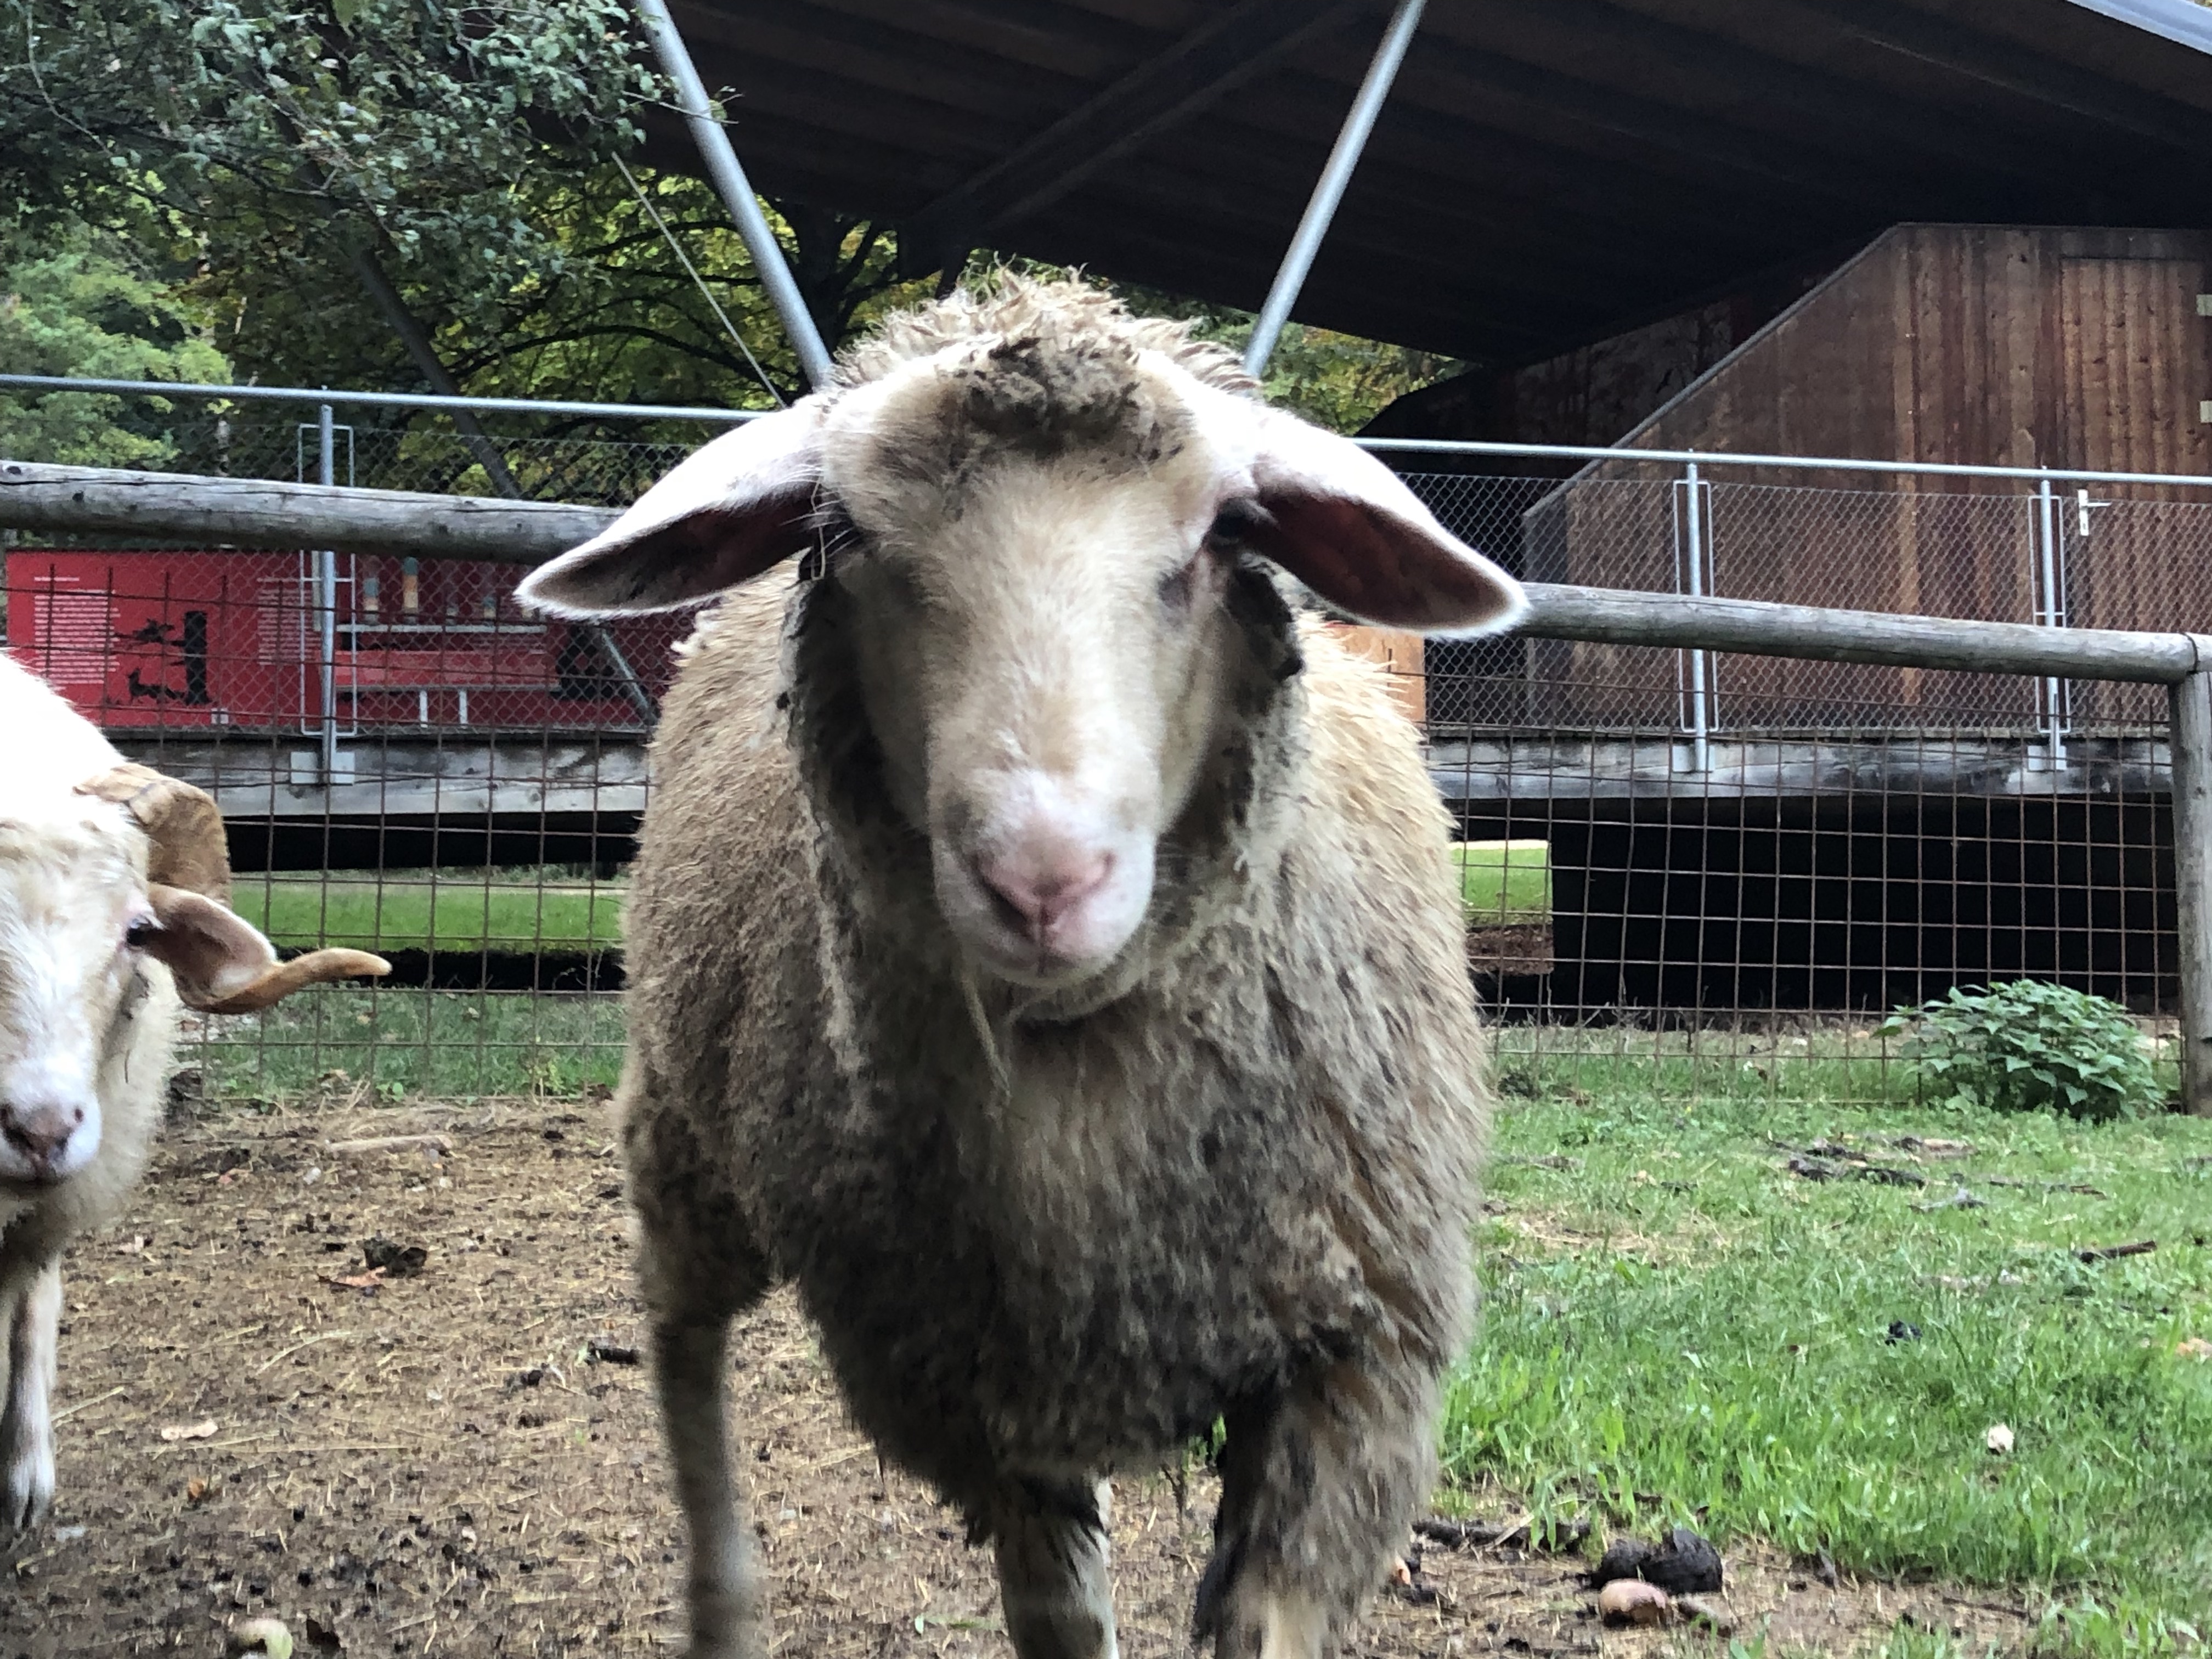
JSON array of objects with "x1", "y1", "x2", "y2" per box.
[
  {"x1": 1615, "y1": 225, "x2": 2210, "y2": 481},
  {"x1": 1535, "y1": 224, "x2": 2212, "y2": 725}
]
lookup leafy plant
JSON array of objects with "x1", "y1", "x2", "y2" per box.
[{"x1": 1881, "y1": 980, "x2": 2158, "y2": 1122}]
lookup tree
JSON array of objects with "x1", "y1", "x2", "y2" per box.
[
  {"x1": 0, "y1": 1, "x2": 1453, "y2": 452},
  {"x1": 0, "y1": 222, "x2": 229, "y2": 467}
]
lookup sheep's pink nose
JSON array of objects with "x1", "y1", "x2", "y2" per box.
[
  {"x1": 1, "y1": 1102, "x2": 83, "y2": 1167},
  {"x1": 977, "y1": 847, "x2": 1113, "y2": 941}
]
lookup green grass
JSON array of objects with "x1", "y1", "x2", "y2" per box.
[
  {"x1": 1453, "y1": 839, "x2": 1550, "y2": 926},
  {"x1": 242, "y1": 853, "x2": 1543, "y2": 952},
  {"x1": 229, "y1": 868, "x2": 624, "y2": 954},
  {"x1": 1449, "y1": 1038, "x2": 2212, "y2": 1654},
  {"x1": 194, "y1": 986, "x2": 625, "y2": 1101}
]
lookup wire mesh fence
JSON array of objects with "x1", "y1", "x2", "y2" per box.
[{"x1": 6, "y1": 415, "x2": 2210, "y2": 1111}]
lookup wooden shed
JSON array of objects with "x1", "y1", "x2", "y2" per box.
[
  {"x1": 1606, "y1": 224, "x2": 2212, "y2": 480},
  {"x1": 1480, "y1": 225, "x2": 2212, "y2": 732}
]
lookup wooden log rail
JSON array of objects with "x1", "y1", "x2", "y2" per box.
[
  {"x1": 6, "y1": 456, "x2": 2211, "y2": 1112},
  {"x1": 7, "y1": 460, "x2": 2209, "y2": 684}
]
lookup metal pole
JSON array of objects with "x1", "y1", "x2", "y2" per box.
[
  {"x1": 0, "y1": 373, "x2": 757, "y2": 424},
  {"x1": 2168, "y1": 665, "x2": 2212, "y2": 1114},
  {"x1": 316, "y1": 404, "x2": 341, "y2": 787},
  {"x1": 1243, "y1": 0, "x2": 1424, "y2": 376},
  {"x1": 2034, "y1": 476, "x2": 2067, "y2": 771},
  {"x1": 1681, "y1": 461, "x2": 1712, "y2": 773},
  {"x1": 631, "y1": 0, "x2": 834, "y2": 389}
]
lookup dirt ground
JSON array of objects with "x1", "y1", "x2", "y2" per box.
[{"x1": 3, "y1": 1100, "x2": 2040, "y2": 1657}]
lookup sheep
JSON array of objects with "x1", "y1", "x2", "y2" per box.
[
  {"x1": 0, "y1": 651, "x2": 387, "y2": 1532},
  {"x1": 517, "y1": 278, "x2": 1527, "y2": 1659}
]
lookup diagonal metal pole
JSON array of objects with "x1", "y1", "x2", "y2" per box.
[
  {"x1": 1244, "y1": 0, "x2": 1425, "y2": 377},
  {"x1": 633, "y1": 0, "x2": 835, "y2": 390}
]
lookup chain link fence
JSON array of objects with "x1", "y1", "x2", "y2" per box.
[{"x1": 7, "y1": 414, "x2": 2210, "y2": 1108}]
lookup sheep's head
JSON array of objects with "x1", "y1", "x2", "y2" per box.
[
  {"x1": 0, "y1": 765, "x2": 387, "y2": 1186},
  {"x1": 522, "y1": 285, "x2": 1523, "y2": 990}
]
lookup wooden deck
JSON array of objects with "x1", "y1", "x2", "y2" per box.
[{"x1": 1428, "y1": 732, "x2": 2170, "y2": 805}]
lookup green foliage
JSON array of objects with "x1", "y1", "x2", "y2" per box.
[
  {"x1": 0, "y1": 225, "x2": 229, "y2": 465},
  {"x1": 0, "y1": 0, "x2": 669, "y2": 403},
  {"x1": 1882, "y1": 981, "x2": 2160, "y2": 1122},
  {"x1": 1451, "y1": 1056, "x2": 2212, "y2": 1652}
]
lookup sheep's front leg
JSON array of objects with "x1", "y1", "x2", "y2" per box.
[
  {"x1": 0, "y1": 1259, "x2": 62, "y2": 1534},
  {"x1": 1193, "y1": 1363, "x2": 1438, "y2": 1659},
  {"x1": 992, "y1": 1475, "x2": 1118, "y2": 1659},
  {"x1": 654, "y1": 1312, "x2": 768, "y2": 1658}
]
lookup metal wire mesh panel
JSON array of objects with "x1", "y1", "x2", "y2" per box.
[
  {"x1": 1, "y1": 418, "x2": 699, "y2": 1102},
  {"x1": 4, "y1": 428, "x2": 2207, "y2": 1110}
]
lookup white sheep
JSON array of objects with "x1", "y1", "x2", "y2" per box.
[
  {"x1": 0, "y1": 651, "x2": 386, "y2": 1531},
  {"x1": 520, "y1": 279, "x2": 1525, "y2": 1658}
]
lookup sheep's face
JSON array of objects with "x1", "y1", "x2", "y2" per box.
[
  {"x1": 517, "y1": 285, "x2": 1527, "y2": 992},
  {"x1": 0, "y1": 815, "x2": 149, "y2": 1186},
  {"x1": 822, "y1": 377, "x2": 1237, "y2": 986}
]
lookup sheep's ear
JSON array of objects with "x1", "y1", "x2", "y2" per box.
[
  {"x1": 138, "y1": 885, "x2": 390, "y2": 1013},
  {"x1": 517, "y1": 400, "x2": 827, "y2": 617},
  {"x1": 1173, "y1": 371, "x2": 1527, "y2": 635}
]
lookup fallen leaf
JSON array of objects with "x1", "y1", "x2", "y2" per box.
[
  {"x1": 159, "y1": 1418, "x2": 217, "y2": 1442},
  {"x1": 2176, "y1": 1337, "x2": 2211, "y2": 1361},
  {"x1": 1597, "y1": 1578, "x2": 1671, "y2": 1624},
  {"x1": 323, "y1": 1267, "x2": 387, "y2": 1292},
  {"x1": 1985, "y1": 1423, "x2": 2015, "y2": 1454},
  {"x1": 185, "y1": 1476, "x2": 211, "y2": 1504}
]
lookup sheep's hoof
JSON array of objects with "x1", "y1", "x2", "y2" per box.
[
  {"x1": 0, "y1": 1468, "x2": 54, "y2": 1537},
  {"x1": 1, "y1": 1426, "x2": 55, "y2": 1537},
  {"x1": 685, "y1": 1584, "x2": 768, "y2": 1659}
]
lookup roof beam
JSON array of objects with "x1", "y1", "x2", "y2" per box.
[
  {"x1": 898, "y1": 0, "x2": 1370, "y2": 273},
  {"x1": 1395, "y1": 36, "x2": 1955, "y2": 211},
  {"x1": 1462, "y1": 0, "x2": 2103, "y2": 191},
  {"x1": 1778, "y1": 0, "x2": 2212, "y2": 153}
]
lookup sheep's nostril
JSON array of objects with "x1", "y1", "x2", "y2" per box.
[
  {"x1": 0, "y1": 1104, "x2": 80, "y2": 1164},
  {"x1": 977, "y1": 851, "x2": 1113, "y2": 939}
]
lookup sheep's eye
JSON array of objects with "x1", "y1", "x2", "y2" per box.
[{"x1": 1206, "y1": 499, "x2": 1267, "y2": 548}]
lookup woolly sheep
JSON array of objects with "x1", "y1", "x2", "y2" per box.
[
  {"x1": 518, "y1": 279, "x2": 1527, "y2": 1659},
  {"x1": 0, "y1": 652, "x2": 386, "y2": 1531}
]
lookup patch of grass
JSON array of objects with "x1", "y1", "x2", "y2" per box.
[
  {"x1": 1453, "y1": 839, "x2": 1550, "y2": 926},
  {"x1": 1448, "y1": 1049, "x2": 2212, "y2": 1653},
  {"x1": 229, "y1": 868, "x2": 624, "y2": 954},
  {"x1": 194, "y1": 986, "x2": 625, "y2": 1101}
]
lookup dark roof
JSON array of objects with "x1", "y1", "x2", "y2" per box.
[{"x1": 660, "y1": 0, "x2": 2212, "y2": 365}]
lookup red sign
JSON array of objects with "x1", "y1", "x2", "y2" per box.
[{"x1": 4, "y1": 550, "x2": 678, "y2": 732}]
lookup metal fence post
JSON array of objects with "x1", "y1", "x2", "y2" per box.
[
  {"x1": 2033, "y1": 474, "x2": 2068, "y2": 772},
  {"x1": 2169, "y1": 663, "x2": 2212, "y2": 1114},
  {"x1": 1677, "y1": 460, "x2": 1713, "y2": 772},
  {"x1": 316, "y1": 403, "x2": 341, "y2": 787}
]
